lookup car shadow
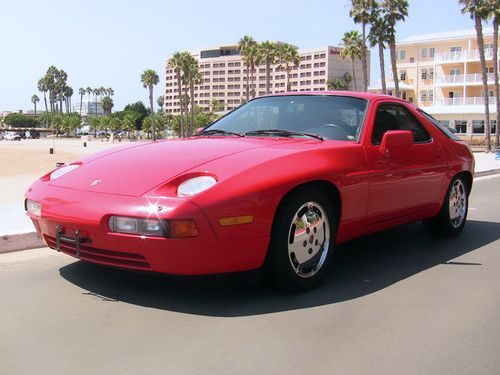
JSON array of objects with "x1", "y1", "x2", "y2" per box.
[{"x1": 59, "y1": 220, "x2": 500, "y2": 317}]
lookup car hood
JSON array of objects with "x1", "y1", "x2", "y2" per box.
[{"x1": 49, "y1": 137, "x2": 302, "y2": 196}]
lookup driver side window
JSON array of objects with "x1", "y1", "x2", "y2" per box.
[{"x1": 372, "y1": 104, "x2": 432, "y2": 145}]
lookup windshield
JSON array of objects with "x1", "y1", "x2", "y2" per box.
[{"x1": 205, "y1": 95, "x2": 368, "y2": 141}]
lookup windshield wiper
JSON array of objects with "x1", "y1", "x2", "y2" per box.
[
  {"x1": 245, "y1": 129, "x2": 324, "y2": 141},
  {"x1": 195, "y1": 129, "x2": 244, "y2": 137}
]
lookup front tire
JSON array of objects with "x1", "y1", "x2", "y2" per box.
[
  {"x1": 423, "y1": 175, "x2": 469, "y2": 237},
  {"x1": 267, "y1": 188, "x2": 336, "y2": 291}
]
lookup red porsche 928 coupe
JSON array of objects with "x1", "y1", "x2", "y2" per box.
[{"x1": 25, "y1": 92, "x2": 474, "y2": 290}]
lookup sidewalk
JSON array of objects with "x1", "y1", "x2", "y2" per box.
[{"x1": 1, "y1": 150, "x2": 499, "y2": 253}]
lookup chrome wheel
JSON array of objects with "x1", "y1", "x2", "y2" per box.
[
  {"x1": 287, "y1": 201, "x2": 330, "y2": 278},
  {"x1": 449, "y1": 179, "x2": 467, "y2": 228}
]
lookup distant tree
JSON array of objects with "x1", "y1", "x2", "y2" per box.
[
  {"x1": 3, "y1": 113, "x2": 40, "y2": 128},
  {"x1": 124, "y1": 101, "x2": 148, "y2": 130},
  {"x1": 368, "y1": 12, "x2": 391, "y2": 94},
  {"x1": 340, "y1": 30, "x2": 363, "y2": 91},
  {"x1": 141, "y1": 69, "x2": 159, "y2": 140},
  {"x1": 461, "y1": 0, "x2": 492, "y2": 151},
  {"x1": 350, "y1": 0, "x2": 378, "y2": 92},
  {"x1": 101, "y1": 96, "x2": 114, "y2": 115},
  {"x1": 327, "y1": 78, "x2": 348, "y2": 91},
  {"x1": 257, "y1": 41, "x2": 278, "y2": 94},
  {"x1": 238, "y1": 35, "x2": 258, "y2": 100},
  {"x1": 37, "y1": 77, "x2": 49, "y2": 114},
  {"x1": 88, "y1": 116, "x2": 100, "y2": 136},
  {"x1": 181, "y1": 53, "x2": 202, "y2": 136},
  {"x1": 210, "y1": 99, "x2": 225, "y2": 112},
  {"x1": 276, "y1": 43, "x2": 300, "y2": 91},
  {"x1": 168, "y1": 52, "x2": 187, "y2": 137},
  {"x1": 486, "y1": 0, "x2": 500, "y2": 148},
  {"x1": 382, "y1": 0, "x2": 409, "y2": 98},
  {"x1": 31, "y1": 94, "x2": 39, "y2": 115},
  {"x1": 157, "y1": 95, "x2": 165, "y2": 112},
  {"x1": 78, "y1": 88, "x2": 86, "y2": 116},
  {"x1": 61, "y1": 113, "x2": 81, "y2": 136}
]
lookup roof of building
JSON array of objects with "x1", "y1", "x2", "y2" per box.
[{"x1": 398, "y1": 27, "x2": 494, "y2": 45}]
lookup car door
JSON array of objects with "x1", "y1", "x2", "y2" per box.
[{"x1": 364, "y1": 101, "x2": 447, "y2": 224}]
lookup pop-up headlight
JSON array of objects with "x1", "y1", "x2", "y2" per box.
[
  {"x1": 177, "y1": 176, "x2": 217, "y2": 197},
  {"x1": 50, "y1": 164, "x2": 79, "y2": 181}
]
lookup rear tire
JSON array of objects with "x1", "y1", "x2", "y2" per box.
[
  {"x1": 422, "y1": 175, "x2": 468, "y2": 237},
  {"x1": 267, "y1": 188, "x2": 336, "y2": 291}
]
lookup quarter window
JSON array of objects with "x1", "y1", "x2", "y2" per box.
[{"x1": 372, "y1": 104, "x2": 432, "y2": 145}]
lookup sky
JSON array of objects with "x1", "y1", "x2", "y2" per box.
[{"x1": 0, "y1": 0, "x2": 489, "y2": 112}]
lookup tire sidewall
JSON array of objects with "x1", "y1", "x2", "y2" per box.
[{"x1": 268, "y1": 188, "x2": 337, "y2": 291}]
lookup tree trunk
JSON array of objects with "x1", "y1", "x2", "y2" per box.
[
  {"x1": 150, "y1": 85, "x2": 156, "y2": 141},
  {"x1": 351, "y1": 59, "x2": 357, "y2": 91},
  {"x1": 43, "y1": 92, "x2": 48, "y2": 114},
  {"x1": 251, "y1": 63, "x2": 256, "y2": 98},
  {"x1": 80, "y1": 94, "x2": 83, "y2": 116},
  {"x1": 379, "y1": 43, "x2": 387, "y2": 95},
  {"x1": 389, "y1": 40, "x2": 400, "y2": 97},
  {"x1": 493, "y1": 18, "x2": 499, "y2": 148},
  {"x1": 362, "y1": 19, "x2": 368, "y2": 92},
  {"x1": 266, "y1": 61, "x2": 271, "y2": 94},
  {"x1": 286, "y1": 64, "x2": 291, "y2": 91},
  {"x1": 475, "y1": 15, "x2": 491, "y2": 152},
  {"x1": 246, "y1": 63, "x2": 250, "y2": 100},
  {"x1": 34, "y1": 102, "x2": 37, "y2": 116},
  {"x1": 176, "y1": 70, "x2": 184, "y2": 137},
  {"x1": 190, "y1": 82, "x2": 195, "y2": 136}
]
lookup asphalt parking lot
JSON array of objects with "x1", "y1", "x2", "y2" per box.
[{"x1": 1, "y1": 175, "x2": 499, "y2": 374}]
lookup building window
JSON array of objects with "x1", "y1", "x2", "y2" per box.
[
  {"x1": 399, "y1": 50, "x2": 405, "y2": 60},
  {"x1": 420, "y1": 90, "x2": 428, "y2": 102},
  {"x1": 491, "y1": 120, "x2": 497, "y2": 134},
  {"x1": 429, "y1": 48, "x2": 435, "y2": 58},
  {"x1": 422, "y1": 48, "x2": 427, "y2": 58},
  {"x1": 472, "y1": 120, "x2": 484, "y2": 133},
  {"x1": 454, "y1": 120, "x2": 467, "y2": 134},
  {"x1": 399, "y1": 70, "x2": 406, "y2": 81}
]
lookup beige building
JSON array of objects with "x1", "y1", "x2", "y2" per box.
[
  {"x1": 164, "y1": 44, "x2": 367, "y2": 114},
  {"x1": 369, "y1": 28, "x2": 498, "y2": 135}
]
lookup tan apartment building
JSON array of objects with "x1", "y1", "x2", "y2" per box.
[
  {"x1": 369, "y1": 28, "x2": 498, "y2": 135},
  {"x1": 164, "y1": 44, "x2": 367, "y2": 114}
]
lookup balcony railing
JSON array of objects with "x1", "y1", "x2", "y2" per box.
[
  {"x1": 434, "y1": 73, "x2": 495, "y2": 85},
  {"x1": 434, "y1": 48, "x2": 498, "y2": 63},
  {"x1": 433, "y1": 96, "x2": 496, "y2": 107}
]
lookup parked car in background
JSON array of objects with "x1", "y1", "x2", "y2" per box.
[
  {"x1": 25, "y1": 92, "x2": 474, "y2": 291},
  {"x1": 4, "y1": 131, "x2": 22, "y2": 141}
]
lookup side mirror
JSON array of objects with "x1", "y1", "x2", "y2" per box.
[{"x1": 380, "y1": 130, "x2": 413, "y2": 157}]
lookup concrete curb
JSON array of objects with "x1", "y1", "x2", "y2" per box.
[
  {"x1": 0, "y1": 232, "x2": 44, "y2": 254},
  {"x1": 2, "y1": 169, "x2": 499, "y2": 255}
]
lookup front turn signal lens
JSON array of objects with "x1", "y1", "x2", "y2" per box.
[
  {"x1": 169, "y1": 219, "x2": 199, "y2": 237},
  {"x1": 25, "y1": 199, "x2": 41, "y2": 217}
]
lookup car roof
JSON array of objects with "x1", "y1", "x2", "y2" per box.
[{"x1": 259, "y1": 90, "x2": 409, "y2": 102}]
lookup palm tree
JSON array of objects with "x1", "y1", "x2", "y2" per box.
[
  {"x1": 37, "y1": 77, "x2": 49, "y2": 114},
  {"x1": 461, "y1": 0, "x2": 492, "y2": 151},
  {"x1": 382, "y1": 0, "x2": 409, "y2": 98},
  {"x1": 242, "y1": 44, "x2": 259, "y2": 98},
  {"x1": 63, "y1": 86, "x2": 73, "y2": 113},
  {"x1": 78, "y1": 88, "x2": 85, "y2": 116},
  {"x1": 157, "y1": 96, "x2": 165, "y2": 112},
  {"x1": 45, "y1": 66, "x2": 59, "y2": 114},
  {"x1": 168, "y1": 52, "x2": 186, "y2": 137},
  {"x1": 238, "y1": 35, "x2": 257, "y2": 100},
  {"x1": 350, "y1": 0, "x2": 378, "y2": 92},
  {"x1": 101, "y1": 96, "x2": 114, "y2": 115},
  {"x1": 340, "y1": 31, "x2": 363, "y2": 91},
  {"x1": 368, "y1": 13, "x2": 391, "y2": 94},
  {"x1": 106, "y1": 87, "x2": 114, "y2": 97},
  {"x1": 93, "y1": 88, "x2": 99, "y2": 116},
  {"x1": 276, "y1": 43, "x2": 301, "y2": 92},
  {"x1": 182, "y1": 53, "x2": 202, "y2": 136},
  {"x1": 257, "y1": 41, "x2": 277, "y2": 94},
  {"x1": 31, "y1": 95, "x2": 39, "y2": 115},
  {"x1": 141, "y1": 69, "x2": 160, "y2": 141},
  {"x1": 487, "y1": 0, "x2": 500, "y2": 148}
]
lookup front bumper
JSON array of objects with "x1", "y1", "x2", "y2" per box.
[{"x1": 25, "y1": 182, "x2": 269, "y2": 275}]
